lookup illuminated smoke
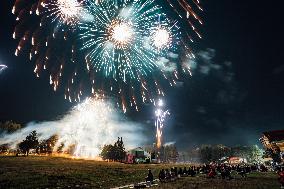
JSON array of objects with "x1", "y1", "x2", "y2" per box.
[{"x1": 0, "y1": 97, "x2": 146, "y2": 159}]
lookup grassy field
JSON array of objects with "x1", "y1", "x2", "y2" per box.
[{"x1": 0, "y1": 156, "x2": 280, "y2": 189}]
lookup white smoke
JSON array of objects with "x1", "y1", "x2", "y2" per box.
[
  {"x1": 156, "y1": 57, "x2": 177, "y2": 72},
  {"x1": 0, "y1": 97, "x2": 146, "y2": 158}
]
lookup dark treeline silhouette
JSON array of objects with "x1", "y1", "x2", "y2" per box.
[
  {"x1": 182, "y1": 144, "x2": 264, "y2": 164},
  {"x1": 100, "y1": 137, "x2": 126, "y2": 162},
  {"x1": 18, "y1": 130, "x2": 39, "y2": 156}
]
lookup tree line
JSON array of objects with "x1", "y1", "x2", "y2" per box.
[
  {"x1": 1, "y1": 129, "x2": 128, "y2": 162},
  {"x1": 181, "y1": 144, "x2": 268, "y2": 164},
  {"x1": 0, "y1": 122, "x2": 281, "y2": 163},
  {"x1": 100, "y1": 137, "x2": 126, "y2": 162}
]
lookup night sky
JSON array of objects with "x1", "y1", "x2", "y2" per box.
[{"x1": 1, "y1": 0, "x2": 284, "y2": 148}]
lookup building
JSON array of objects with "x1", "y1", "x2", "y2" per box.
[
  {"x1": 126, "y1": 147, "x2": 151, "y2": 164},
  {"x1": 260, "y1": 130, "x2": 284, "y2": 161}
]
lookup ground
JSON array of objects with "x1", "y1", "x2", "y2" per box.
[{"x1": 0, "y1": 156, "x2": 280, "y2": 189}]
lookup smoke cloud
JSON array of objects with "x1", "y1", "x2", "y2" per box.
[{"x1": 0, "y1": 98, "x2": 146, "y2": 158}]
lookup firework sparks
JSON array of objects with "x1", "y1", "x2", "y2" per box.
[
  {"x1": 155, "y1": 99, "x2": 170, "y2": 149},
  {"x1": 42, "y1": 0, "x2": 85, "y2": 27},
  {"x1": 78, "y1": 0, "x2": 184, "y2": 110},
  {"x1": 12, "y1": 0, "x2": 89, "y2": 103},
  {"x1": 11, "y1": 0, "x2": 203, "y2": 111},
  {"x1": 0, "y1": 64, "x2": 8, "y2": 73},
  {"x1": 79, "y1": 0, "x2": 178, "y2": 81},
  {"x1": 152, "y1": 27, "x2": 171, "y2": 49}
]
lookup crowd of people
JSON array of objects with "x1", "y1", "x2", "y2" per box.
[
  {"x1": 142, "y1": 163, "x2": 284, "y2": 188},
  {"x1": 144, "y1": 163, "x2": 276, "y2": 184}
]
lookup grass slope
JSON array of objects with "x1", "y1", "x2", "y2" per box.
[{"x1": 0, "y1": 156, "x2": 280, "y2": 189}]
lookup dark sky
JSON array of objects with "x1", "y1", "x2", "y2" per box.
[{"x1": 1, "y1": 0, "x2": 284, "y2": 148}]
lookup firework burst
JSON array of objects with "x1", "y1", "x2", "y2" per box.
[
  {"x1": 12, "y1": 0, "x2": 90, "y2": 103},
  {"x1": 78, "y1": 0, "x2": 185, "y2": 111},
  {"x1": 42, "y1": 0, "x2": 85, "y2": 27},
  {"x1": 11, "y1": 0, "x2": 203, "y2": 111},
  {"x1": 79, "y1": 0, "x2": 179, "y2": 81}
]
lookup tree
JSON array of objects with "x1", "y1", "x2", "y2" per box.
[
  {"x1": 162, "y1": 144, "x2": 179, "y2": 163},
  {"x1": 246, "y1": 145, "x2": 264, "y2": 163},
  {"x1": 37, "y1": 135, "x2": 59, "y2": 154},
  {"x1": 0, "y1": 144, "x2": 9, "y2": 154},
  {"x1": 101, "y1": 144, "x2": 115, "y2": 161},
  {"x1": 18, "y1": 130, "x2": 39, "y2": 156},
  {"x1": 100, "y1": 137, "x2": 126, "y2": 162},
  {"x1": 115, "y1": 137, "x2": 126, "y2": 162},
  {"x1": 200, "y1": 145, "x2": 213, "y2": 163}
]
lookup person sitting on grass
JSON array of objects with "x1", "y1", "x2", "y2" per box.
[
  {"x1": 159, "y1": 169, "x2": 166, "y2": 182},
  {"x1": 260, "y1": 164, "x2": 268, "y2": 172},
  {"x1": 174, "y1": 167, "x2": 178, "y2": 178},
  {"x1": 170, "y1": 167, "x2": 177, "y2": 181},
  {"x1": 145, "y1": 169, "x2": 154, "y2": 183},
  {"x1": 208, "y1": 168, "x2": 217, "y2": 178},
  {"x1": 225, "y1": 167, "x2": 233, "y2": 180},
  {"x1": 238, "y1": 167, "x2": 247, "y2": 178},
  {"x1": 187, "y1": 167, "x2": 192, "y2": 176},
  {"x1": 278, "y1": 167, "x2": 284, "y2": 189},
  {"x1": 165, "y1": 169, "x2": 171, "y2": 182},
  {"x1": 178, "y1": 167, "x2": 183, "y2": 178},
  {"x1": 183, "y1": 167, "x2": 188, "y2": 176},
  {"x1": 190, "y1": 167, "x2": 197, "y2": 177}
]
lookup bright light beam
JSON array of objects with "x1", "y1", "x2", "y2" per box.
[
  {"x1": 155, "y1": 99, "x2": 170, "y2": 149},
  {"x1": 0, "y1": 64, "x2": 8, "y2": 73}
]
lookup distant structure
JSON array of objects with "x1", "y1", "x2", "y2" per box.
[
  {"x1": 260, "y1": 130, "x2": 284, "y2": 161},
  {"x1": 125, "y1": 147, "x2": 151, "y2": 164}
]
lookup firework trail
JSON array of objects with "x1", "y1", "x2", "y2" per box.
[
  {"x1": 0, "y1": 65, "x2": 8, "y2": 73},
  {"x1": 162, "y1": 0, "x2": 203, "y2": 39},
  {"x1": 155, "y1": 99, "x2": 170, "y2": 149},
  {"x1": 12, "y1": 0, "x2": 91, "y2": 102}
]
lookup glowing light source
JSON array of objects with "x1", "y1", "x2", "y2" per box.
[
  {"x1": 157, "y1": 99, "x2": 164, "y2": 107},
  {"x1": 0, "y1": 64, "x2": 8, "y2": 73},
  {"x1": 43, "y1": 0, "x2": 84, "y2": 26},
  {"x1": 155, "y1": 109, "x2": 162, "y2": 116},
  {"x1": 153, "y1": 28, "x2": 170, "y2": 49},
  {"x1": 109, "y1": 21, "x2": 134, "y2": 47}
]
